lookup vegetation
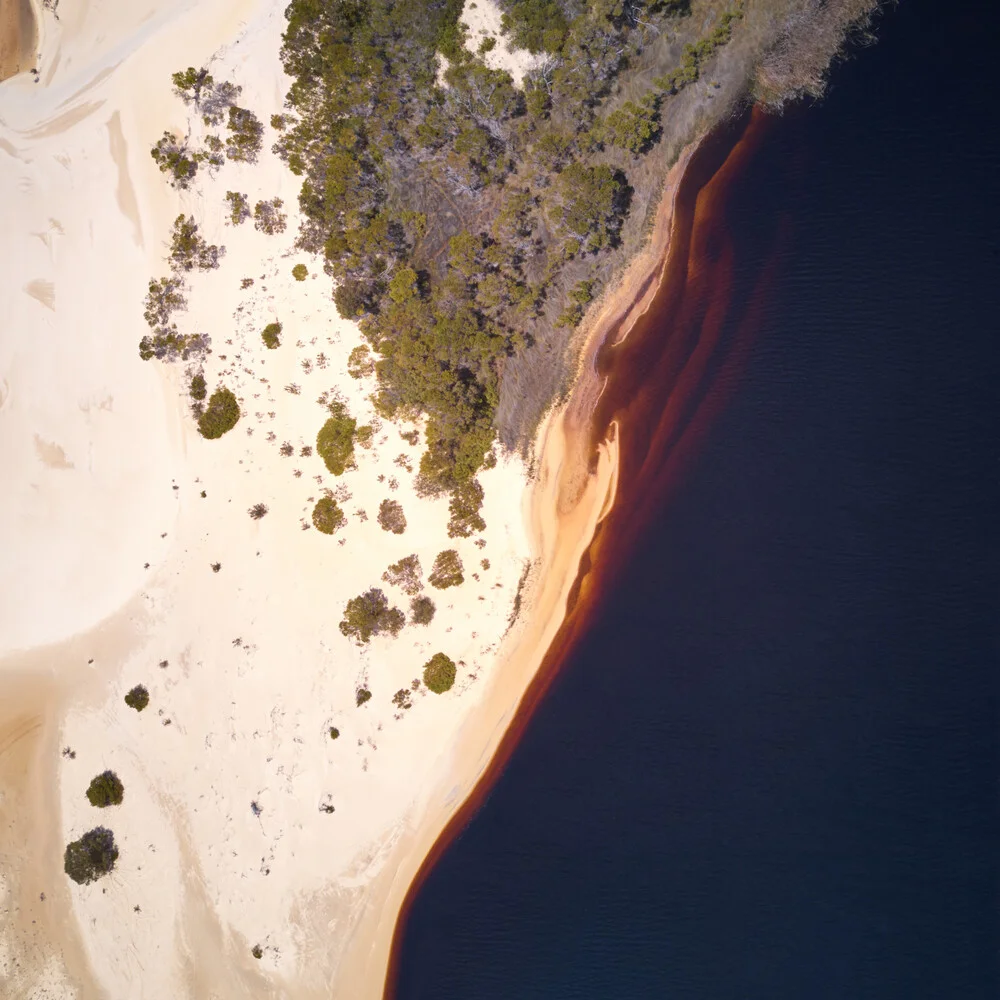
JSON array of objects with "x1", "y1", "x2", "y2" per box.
[
  {"x1": 248, "y1": 503, "x2": 269, "y2": 520},
  {"x1": 252, "y1": 944, "x2": 263, "y2": 960},
  {"x1": 329, "y1": 726, "x2": 340, "y2": 740},
  {"x1": 64, "y1": 826, "x2": 119, "y2": 885},
  {"x1": 292, "y1": 263, "x2": 308, "y2": 281},
  {"x1": 316, "y1": 401, "x2": 356, "y2": 475},
  {"x1": 86, "y1": 771, "x2": 124, "y2": 808},
  {"x1": 339, "y1": 588, "x2": 405, "y2": 644},
  {"x1": 261, "y1": 321, "x2": 282, "y2": 349},
  {"x1": 226, "y1": 106, "x2": 264, "y2": 162},
  {"x1": 197, "y1": 386, "x2": 240, "y2": 439},
  {"x1": 253, "y1": 198, "x2": 286, "y2": 235},
  {"x1": 226, "y1": 190, "x2": 251, "y2": 225},
  {"x1": 139, "y1": 276, "x2": 207, "y2": 362},
  {"x1": 347, "y1": 344, "x2": 375, "y2": 379},
  {"x1": 124, "y1": 684, "x2": 149, "y2": 712},
  {"x1": 169, "y1": 215, "x2": 224, "y2": 272},
  {"x1": 410, "y1": 595, "x2": 436, "y2": 625},
  {"x1": 189, "y1": 372, "x2": 207, "y2": 401},
  {"x1": 447, "y1": 479, "x2": 485, "y2": 537},
  {"x1": 377, "y1": 499, "x2": 406, "y2": 534},
  {"x1": 356, "y1": 687, "x2": 372, "y2": 706},
  {"x1": 312, "y1": 496, "x2": 346, "y2": 534},
  {"x1": 422, "y1": 652, "x2": 457, "y2": 694},
  {"x1": 150, "y1": 131, "x2": 200, "y2": 188},
  {"x1": 382, "y1": 554, "x2": 422, "y2": 594},
  {"x1": 429, "y1": 549, "x2": 464, "y2": 589}
]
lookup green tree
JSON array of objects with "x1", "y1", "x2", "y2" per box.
[
  {"x1": 382, "y1": 554, "x2": 422, "y2": 594},
  {"x1": 226, "y1": 106, "x2": 264, "y2": 163},
  {"x1": 312, "y1": 496, "x2": 346, "y2": 534},
  {"x1": 292, "y1": 263, "x2": 308, "y2": 281},
  {"x1": 316, "y1": 401, "x2": 356, "y2": 475},
  {"x1": 197, "y1": 387, "x2": 240, "y2": 439},
  {"x1": 447, "y1": 479, "x2": 486, "y2": 537},
  {"x1": 410, "y1": 595, "x2": 436, "y2": 625},
  {"x1": 64, "y1": 827, "x2": 119, "y2": 885},
  {"x1": 339, "y1": 588, "x2": 405, "y2": 644},
  {"x1": 429, "y1": 549, "x2": 464, "y2": 589},
  {"x1": 124, "y1": 685, "x2": 149, "y2": 711},
  {"x1": 169, "y1": 215, "x2": 224, "y2": 271},
  {"x1": 422, "y1": 652, "x2": 457, "y2": 693},
  {"x1": 377, "y1": 499, "x2": 407, "y2": 534},
  {"x1": 86, "y1": 771, "x2": 124, "y2": 808},
  {"x1": 261, "y1": 322, "x2": 282, "y2": 349}
]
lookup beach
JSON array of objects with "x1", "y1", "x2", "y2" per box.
[{"x1": 0, "y1": 0, "x2": 694, "y2": 996}]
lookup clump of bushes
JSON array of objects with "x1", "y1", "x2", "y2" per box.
[
  {"x1": 316, "y1": 401, "x2": 356, "y2": 475},
  {"x1": 423, "y1": 652, "x2": 457, "y2": 694},
  {"x1": 382, "y1": 554, "x2": 422, "y2": 595},
  {"x1": 429, "y1": 550, "x2": 464, "y2": 589},
  {"x1": 261, "y1": 322, "x2": 282, "y2": 349},
  {"x1": 292, "y1": 263, "x2": 308, "y2": 281},
  {"x1": 347, "y1": 344, "x2": 375, "y2": 379},
  {"x1": 86, "y1": 770, "x2": 124, "y2": 808},
  {"x1": 124, "y1": 684, "x2": 149, "y2": 712},
  {"x1": 339, "y1": 588, "x2": 405, "y2": 644},
  {"x1": 355, "y1": 687, "x2": 372, "y2": 706},
  {"x1": 197, "y1": 386, "x2": 240, "y2": 439},
  {"x1": 168, "y1": 215, "x2": 224, "y2": 272},
  {"x1": 253, "y1": 198, "x2": 286, "y2": 235},
  {"x1": 226, "y1": 191, "x2": 251, "y2": 226},
  {"x1": 312, "y1": 496, "x2": 346, "y2": 534},
  {"x1": 410, "y1": 595, "x2": 436, "y2": 625},
  {"x1": 225, "y1": 106, "x2": 263, "y2": 162},
  {"x1": 377, "y1": 499, "x2": 406, "y2": 535},
  {"x1": 189, "y1": 372, "x2": 207, "y2": 402},
  {"x1": 150, "y1": 131, "x2": 200, "y2": 188},
  {"x1": 447, "y1": 479, "x2": 486, "y2": 538},
  {"x1": 64, "y1": 826, "x2": 119, "y2": 885}
]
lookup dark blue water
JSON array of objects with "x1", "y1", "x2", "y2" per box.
[{"x1": 391, "y1": 1, "x2": 1000, "y2": 997}]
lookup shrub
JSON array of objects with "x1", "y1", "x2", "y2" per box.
[
  {"x1": 447, "y1": 479, "x2": 486, "y2": 538},
  {"x1": 382, "y1": 554, "x2": 422, "y2": 595},
  {"x1": 423, "y1": 653, "x2": 457, "y2": 694},
  {"x1": 292, "y1": 263, "x2": 308, "y2": 281},
  {"x1": 248, "y1": 503, "x2": 268, "y2": 520},
  {"x1": 377, "y1": 499, "x2": 406, "y2": 534},
  {"x1": 197, "y1": 387, "x2": 240, "y2": 439},
  {"x1": 410, "y1": 595, "x2": 436, "y2": 625},
  {"x1": 339, "y1": 588, "x2": 405, "y2": 644},
  {"x1": 347, "y1": 344, "x2": 375, "y2": 379},
  {"x1": 356, "y1": 687, "x2": 372, "y2": 706},
  {"x1": 86, "y1": 771, "x2": 124, "y2": 808},
  {"x1": 251, "y1": 945, "x2": 263, "y2": 960},
  {"x1": 143, "y1": 276, "x2": 187, "y2": 329},
  {"x1": 253, "y1": 198, "x2": 286, "y2": 235},
  {"x1": 429, "y1": 550, "x2": 464, "y2": 589},
  {"x1": 225, "y1": 191, "x2": 251, "y2": 226},
  {"x1": 169, "y1": 215, "x2": 224, "y2": 271},
  {"x1": 355, "y1": 425, "x2": 374, "y2": 449},
  {"x1": 225, "y1": 106, "x2": 263, "y2": 162},
  {"x1": 261, "y1": 322, "x2": 282, "y2": 349},
  {"x1": 312, "y1": 497, "x2": 346, "y2": 534},
  {"x1": 64, "y1": 827, "x2": 119, "y2": 885},
  {"x1": 392, "y1": 688, "x2": 413, "y2": 710},
  {"x1": 189, "y1": 372, "x2": 207, "y2": 401},
  {"x1": 329, "y1": 727, "x2": 340, "y2": 740},
  {"x1": 150, "y1": 131, "x2": 199, "y2": 188},
  {"x1": 124, "y1": 685, "x2": 149, "y2": 712},
  {"x1": 316, "y1": 401, "x2": 356, "y2": 475}
]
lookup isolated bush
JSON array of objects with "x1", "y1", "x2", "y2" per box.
[
  {"x1": 143, "y1": 276, "x2": 187, "y2": 329},
  {"x1": 248, "y1": 503, "x2": 269, "y2": 520},
  {"x1": 316, "y1": 401, "x2": 356, "y2": 475},
  {"x1": 64, "y1": 827, "x2": 118, "y2": 885},
  {"x1": 339, "y1": 588, "x2": 405, "y2": 644},
  {"x1": 292, "y1": 263, "x2": 308, "y2": 281},
  {"x1": 86, "y1": 771, "x2": 124, "y2": 808},
  {"x1": 429, "y1": 550, "x2": 464, "y2": 589},
  {"x1": 261, "y1": 322, "x2": 282, "y2": 349},
  {"x1": 197, "y1": 387, "x2": 240, "y2": 439},
  {"x1": 312, "y1": 497, "x2": 346, "y2": 534},
  {"x1": 410, "y1": 595, "x2": 436, "y2": 626},
  {"x1": 251, "y1": 944, "x2": 263, "y2": 960},
  {"x1": 355, "y1": 687, "x2": 372, "y2": 707},
  {"x1": 124, "y1": 685, "x2": 149, "y2": 712},
  {"x1": 422, "y1": 653, "x2": 457, "y2": 694},
  {"x1": 150, "y1": 131, "x2": 199, "y2": 188},
  {"x1": 382, "y1": 554, "x2": 422, "y2": 595},
  {"x1": 329, "y1": 727, "x2": 340, "y2": 740},
  {"x1": 377, "y1": 499, "x2": 406, "y2": 534}
]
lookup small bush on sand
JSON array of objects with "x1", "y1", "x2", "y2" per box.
[
  {"x1": 261, "y1": 322, "x2": 282, "y2": 349},
  {"x1": 356, "y1": 687, "x2": 372, "y2": 707},
  {"x1": 189, "y1": 372, "x2": 207, "y2": 401},
  {"x1": 447, "y1": 479, "x2": 486, "y2": 538},
  {"x1": 252, "y1": 945, "x2": 263, "y2": 960},
  {"x1": 197, "y1": 387, "x2": 240, "y2": 439},
  {"x1": 124, "y1": 685, "x2": 149, "y2": 712},
  {"x1": 86, "y1": 771, "x2": 124, "y2": 808},
  {"x1": 355, "y1": 425, "x2": 374, "y2": 449},
  {"x1": 339, "y1": 588, "x2": 405, "y2": 644},
  {"x1": 169, "y1": 215, "x2": 224, "y2": 272},
  {"x1": 423, "y1": 653, "x2": 457, "y2": 694},
  {"x1": 248, "y1": 503, "x2": 269, "y2": 520},
  {"x1": 64, "y1": 827, "x2": 119, "y2": 885},
  {"x1": 382, "y1": 554, "x2": 422, "y2": 595},
  {"x1": 329, "y1": 727, "x2": 340, "y2": 740},
  {"x1": 150, "y1": 131, "x2": 200, "y2": 189},
  {"x1": 429, "y1": 550, "x2": 464, "y2": 589},
  {"x1": 292, "y1": 263, "x2": 308, "y2": 281},
  {"x1": 377, "y1": 499, "x2": 406, "y2": 534},
  {"x1": 225, "y1": 106, "x2": 263, "y2": 163},
  {"x1": 312, "y1": 497, "x2": 346, "y2": 534},
  {"x1": 253, "y1": 198, "x2": 286, "y2": 235},
  {"x1": 347, "y1": 344, "x2": 375, "y2": 379},
  {"x1": 225, "y1": 191, "x2": 251, "y2": 226},
  {"x1": 410, "y1": 595, "x2": 436, "y2": 625},
  {"x1": 317, "y1": 401, "x2": 356, "y2": 475}
]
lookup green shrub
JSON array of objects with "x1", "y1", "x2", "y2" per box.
[
  {"x1": 356, "y1": 687, "x2": 372, "y2": 706},
  {"x1": 329, "y1": 727, "x2": 340, "y2": 740},
  {"x1": 124, "y1": 685, "x2": 149, "y2": 712},
  {"x1": 150, "y1": 132, "x2": 200, "y2": 189},
  {"x1": 86, "y1": 771, "x2": 124, "y2": 808},
  {"x1": 355, "y1": 425, "x2": 374, "y2": 449},
  {"x1": 339, "y1": 588, "x2": 405, "y2": 644},
  {"x1": 347, "y1": 344, "x2": 375, "y2": 379},
  {"x1": 169, "y1": 215, "x2": 223, "y2": 271},
  {"x1": 422, "y1": 653, "x2": 457, "y2": 693},
  {"x1": 225, "y1": 191, "x2": 251, "y2": 226},
  {"x1": 253, "y1": 198, "x2": 286, "y2": 235},
  {"x1": 377, "y1": 499, "x2": 406, "y2": 534},
  {"x1": 225, "y1": 106, "x2": 263, "y2": 162},
  {"x1": 382, "y1": 554, "x2": 421, "y2": 595},
  {"x1": 317, "y1": 401, "x2": 356, "y2": 475},
  {"x1": 429, "y1": 549, "x2": 464, "y2": 589},
  {"x1": 410, "y1": 595, "x2": 436, "y2": 625},
  {"x1": 292, "y1": 263, "x2": 308, "y2": 281},
  {"x1": 197, "y1": 387, "x2": 240, "y2": 439},
  {"x1": 190, "y1": 372, "x2": 207, "y2": 401},
  {"x1": 447, "y1": 479, "x2": 485, "y2": 538},
  {"x1": 261, "y1": 322, "x2": 282, "y2": 349},
  {"x1": 312, "y1": 497, "x2": 346, "y2": 534},
  {"x1": 251, "y1": 944, "x2": 263, "y2": 960},
  {"x1": 64, "y1": 827, "x2": 119, "y2": 885}
]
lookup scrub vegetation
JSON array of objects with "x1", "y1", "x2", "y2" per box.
[
  {"x1": 422, "y1": 652, "x2": 457, "y2": 693},
  {"x1": 86, "y1": 771, "x2": 125, "y2": 808},
  {"x1": 64, "y1": 827, "x2": 119, "y2": 885},
  {"x1": 197, "y1": 386, "x2": 241, "y2": 439},
  {"x1": 340, "y1": 588, "x2": 406, "y2": 643}
]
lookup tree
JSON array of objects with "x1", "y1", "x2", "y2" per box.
[
  {"x1": 422, "y1": 652, "x2": 457, "y2": 693},
  {"x1": 597, "y1": 95, "x2": 661, "y2": 154},
  {"x1": 410, "y1": 595, "x2": 436, "y2": 625},
  {"x1": 150, "y1": 132, "x2": 200, "y2": 188},
  {"x1": 447, "y1": 479, "x2": 486, "y2": 537},
  {"x1": 261, "y1": 322, "x2": 282, "y2": 349},
  {"x1": 197, "y1": 387, "x2": 240, "y2": 439},
  {"x1": 190, "y1": 372, "x2": 207, "y2": 401},
  {"x1": 292, "y1": 263, "x2": 308, "y2": 281},
  {"x1": 172, "y1": 66, "x2": 213, "y2": 105},
  {"x1": 86, "y1": 771, "x2": 124, "y2": 808},
  {"x1": 377, "y1": 499, "x2": 406, "y2": 534},
  {"x1": 339, "y1": 588, "x2": 405, "y2": 644},
  {"x1": 226, "y1": 106, "x2": 264, "y2": 163},
  {"x1": 382, "y1": 554, "x2": 422, "y2": 594},
  {"x1": 226, "y1": 191, "x2": 251, "y2": 226},
  {"x1": 429, "y1": 549, "x2": 464, "y2": 589},
  {"x1": 554, "y1": 164, "x2": 628, "y2": 253},
  {"x1": 312, "y1": 496, "x2": 346, "y2": 534},
  {"x1": 124, "y1": 685, "x2": 149, "y2": 711},
  {"x1": 64, "y1": 827, "x2": 119, "y2": 885},
  {"x1": 347, "y1": 344, "x2": 375, "y2": 378},
  {"x1": 316, "y1": 401, "x2": 356, "y2": 475},
  {"x1": 254, "y1": 198, "x2": 287, "y2": 235},
  {"x1": 169, "y1": 215, "x2": 224, "y2": 271}
]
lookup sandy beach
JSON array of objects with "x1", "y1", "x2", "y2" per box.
[
  {"x1": 0, "y1": 0, "x2": 692, "y2": 996},
  {"x1": 0, "y1": 0, "x2": 35, "y2": 83}
]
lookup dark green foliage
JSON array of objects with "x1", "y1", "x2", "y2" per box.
[
  {"x1": 124, "y1": 685, "x2": 149, "y2": 712},
  {"x1": 251, "y1": 944, "x2": 263, "y2": 960},
  {"x1": 553, "y1": 164, "x2": 628, "y2": 254},
  {"x1": 377, "y1": 499, "x2": 406, "y2": 534},
  {"x1": 654, "y1": 6, "x2": 744, "y2": 93},
  {"x1": 143, "y1": 276, "x2": 187, "y2": 328},
  {"x1": 190, "y1": 372, "x2": 207, "y2": 401},
  {"x1": 447, "y1": 479, "x2": 485, "y2": 538},
  {"x1": 429, "y1": 549, "x2": 464, "y2": 589},
  {"x1": 150, "y1": 132, "x2": 200, "y2": 188},
  {"x1": 169, "y1": 215, "x2": 224, "y2": 271},
  {"x1": 64, "y1": 827, "x2": 118, "y2": 885},
  {"x1": 422, "y1": 652, "x2": 457, "y2": 693},
  {"x1": 316, "y1": 401, "x2": 356, "y2": 475},
  {"x1": 596, "y1": 94, "x2": 661, "y2": 154},
  {"x1": 197, "y1": 387, "x2": 240, "y2": 439},
  {"x1": 356, "y1": 687, "x2": 372, "y2": 706},
  {"x1": 172, "y1": 66, "x2": 213, "y2": 104},
  {"x1": 86, "y1": 771, "x2": 124, "y2": 808},
  {"x1": 500, "y1": 0, "x2": 568, "y2": 54},
  {"x1": 410, "y1": 595, "x2": 436, "y2": 625},
  {"x1": 339, "y1": 588, "x2": 405, "y2": 644},
  {"x1": 382, "y1": 553, "x2": 421, "y2": 594},
  {"x1": 261, "y1": 322, "x2": 282, "y2": 349},
  {"x1": 226, "y1": 191, "x2": 251, "y2": 225},
  {"x1": 226, "y1": 106, "x2": 264, "y2": 162},
  {"x1": 392, "y1": 687, "x2": 413, "y2": 710},
  {"x1": 292, "y1": 263, "x2": 308, "y2": 281},
  {"x1": 312, "y1": 496, "x2": 346, "y2": 534},
  {"x1": 329, "y1": 726, "x2": 340, "y2": 740},
  {"x1": 347, "y1": 344, "x2": 375, "y2": 379},
  {"x1": 253, "y1": 198, "x2": 286, "y2": 235}
]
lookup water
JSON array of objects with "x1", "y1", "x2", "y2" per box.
[{"x1": 390, "y1": 0, "x2": 1000, "y2": 996}]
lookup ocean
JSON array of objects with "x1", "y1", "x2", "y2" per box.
[{"x1": 390, "y1": 0, "x2": 1000, "y2": 996}]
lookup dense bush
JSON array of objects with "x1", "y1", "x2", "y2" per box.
[
  {"x1": 86, "y1": 770, "x2": 124, "y2": 808},
  {"x1": 316, "y1": 401, "x2": 356, "y2": 475},
  {"x1": 261, "y1": 322, "x2": 282, "y2": 349},
  {"x1": 197, "y1": 387, "x2": 240, "y2": 439},
  {"x1": 226, "y1": 191, "x2": 251, "y2": 225},
  {"x1": 382, "y1": 554, "x2": 421, "y2": 594},
  {"x1": 422, "y1": 652, "x2": 457, "y2": 694},
  {"x1": 410, "y1": 595, "x2": 436, "y2": 625},
  {"x1": 64, "y1": 826, "x2": 119, "y2": 885},
  {"x1": 377, "y1": 499, "x2": 406, "y2": 534},
  {"x1": 312, "y1": 496, "x2": 346, "y2": 534},
  {"x1": 329, "y1": 726, "x2": 340, "y2": 740},
  {"x1": 292, "y1": 263, "x2": 308, "y2": 281},
  {"x1": 429, "y1": 549, "x2": 464, "y2": 589},
  {"x1": 150, "y1": 131, "x2": 200, "y2": 188},
  {"x1": 189, "y1": 372, "x2": 207, "y2": 401},
  {"x1": 355, "y1": 687, "x2": 372, "y2": 706},
  {"x1": 447, "y1": 478, "x2": 485, "y2": 538},
  {"x1": 226, "y1": 106, "x2": 264, "y2": 162},
  {"x1": 347, "y1": 344, "x2": 375, "y2": 379},
  {"x1": 169, "y1": 215, "x2": 224, "y2": 271},
  {"x1": 254, "y1": 198, "x2": 286, "y2": 235},
  {"x1": 339, "y1": 588, "x2": 405, "y2": 644},
  {"x1": 124, "y1": 684, "x2": 149, "y2": 712}
]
